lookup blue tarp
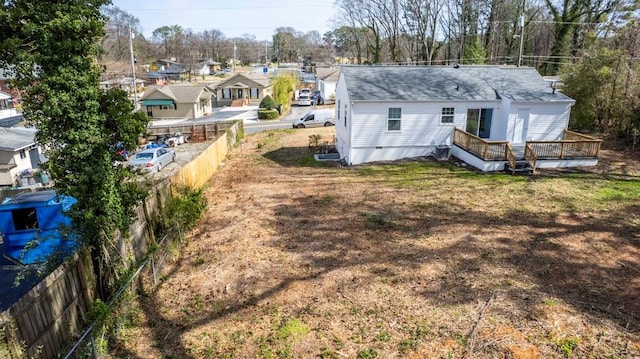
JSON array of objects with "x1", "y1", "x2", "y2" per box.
[{"x1": 0, "y1": 190, "x2": 78, "y2": 264}]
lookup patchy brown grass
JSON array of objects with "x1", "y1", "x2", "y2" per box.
[{"x1": 113, "y1": 127, "x2": 640, "y2": 359}]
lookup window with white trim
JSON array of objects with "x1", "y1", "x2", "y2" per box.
[
  {"x1": 222, "y1": 89, "x2": 231, "y2": 99},
  {"x1": 387, "y1": 107, "x2": 401, "y2": 131},
  {"x1": 441, "y1": 107, "x2": 454, "y2": 124}
]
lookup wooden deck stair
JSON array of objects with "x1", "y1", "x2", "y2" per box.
[{"x1": 504, "y1": 160, "x2": 533, "y2": 175}]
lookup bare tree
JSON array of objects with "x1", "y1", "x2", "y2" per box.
[
  {"x1": 101, "y1": 6, "x2": 141, "y2": 61},
  {"x1": 401, "y1": 0, "x2": 445, "y2": 64}
]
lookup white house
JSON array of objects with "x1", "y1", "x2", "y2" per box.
[
  {"x1": 315, "y1": 68, "x2": 339, "y2": 103},
  {"x1": 334, "y1": 65, "x2": 600, "y2": 172},
  {"x1": 0, "y1": 90, "x2": 23, "y2": 127},
  {"x1": 0, "y1": 127, "x2": 43, "y2": 187}
]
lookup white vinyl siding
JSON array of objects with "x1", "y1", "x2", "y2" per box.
[
  {"x1": 522, "y1": 103, "x2": 571, "y2": 141},
  {"x1": 351, "y1": 102, "x2": 471, "y2": 148}
]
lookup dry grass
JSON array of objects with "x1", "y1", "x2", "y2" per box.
[{"x1": 113, "y1": 127, "x2": 640, "y2": 359}]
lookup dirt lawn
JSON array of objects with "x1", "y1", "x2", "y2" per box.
[{"x1": 116, "y1": 128, "x2": 640, "y2": 358}]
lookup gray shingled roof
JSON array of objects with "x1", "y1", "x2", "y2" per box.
[
  {"x1": 316, "y1": 68, "x2": 340, "y2": 81},
  {"x1": 341, "y1": 66, "x2": 574, "y2": 103},
  {"x1": 0, "y1": 127, "x2": 36, "y2": 151},
  {"x1": 141, "y1": 85, "x2": 211, "y2": 103},
  {"x1": 216, "y1": 73, "x2": 271, "y2": 88}
]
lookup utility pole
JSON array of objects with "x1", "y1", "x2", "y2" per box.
[
  {"x1": 233, "y1": 40, "x2": 236, "y2": 74},
  {"x1": 265, "y1": 40, "x2": 268, "y2": 64},
  {"x1": 517, "y1": 1, "x2": 526, "y2": 67},
  {"x1": 128, "y1": 24, "x2": 139, "y2": 109}
]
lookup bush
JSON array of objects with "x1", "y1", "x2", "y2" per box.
[
  {"x1": 258, "y1": 109, "x2": 279, "y2": 120},
  {"x1": 259, "y1": 95, "x2": 277, "y2": 110}
]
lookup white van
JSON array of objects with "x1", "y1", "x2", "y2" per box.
[{"x1": 293, "y1": 109, "x2": 335, "y2": 128}]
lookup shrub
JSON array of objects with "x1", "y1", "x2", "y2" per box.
[
  {"x1": 259, "y1": 95, "x2": 277, "y2": 110},
  {"x1": 258, "y1": 109, "x2": 279, "y2": 120}
]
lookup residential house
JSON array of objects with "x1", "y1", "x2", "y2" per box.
[
  {"x1": 334, "y1": 65, "x2": 600, "y2": 172},
  {"x1": 154, "y1": 58, "x2": 182, "y2": 71},
  {"x1": 190, "y1": 59, "x2": 222, "y2": 76},
  {"x1": 0, "y1": 127, "x2": 43, "y2": 186},
  {"x1": 189, "y1": 61, "x2": 211, "y2": 77},
  {"x1": 315, "y1": 67, "x2": 340, "y2": 103},
  {"x1": 145, "y1": 71, "x2": 170, "y2": 86},
  {"x1": 0, "y1": 90, "x2": 23, "y2": 127},
  {"x1": 140, "y1": 84, "x2": 213, "y2": 119},
  {"x1": 99, "y1": 77, "x2": 145, "y2": 94},
  {"x1": 204, "y1": 59, "x2": 222, "y2": 73},
  {"x1": 213, "y1": 73, "x2": 272, "y2": 107},
  {"x1": 162, "y1": 64, "x2": 188, "y2": 81}
]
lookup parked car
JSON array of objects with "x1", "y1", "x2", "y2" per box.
[
  {"x1": 293, "y1": 109, "x2": 335, "y2": 128},
  {"x1": 299, "y1": 88, "x2": 311, "y2": 97},
  {"x1": 297, "y1": 94, "x2": 312, "y2": 106},
  {"x1": 129, "y1": 147, "x2": 176, "y2": 173}
]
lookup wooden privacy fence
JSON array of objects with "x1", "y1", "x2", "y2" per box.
[
  {"x1": 0, "y1": 251, "x2": 94, "y2": 359},
  {"x1": 0, "y1": 121, "x2": 242, "y2": 358},
  {"x1": 146, "y1": 119, "x2": 239, "y2": 143}
]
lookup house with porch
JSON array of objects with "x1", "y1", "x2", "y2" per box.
[
  {"x1": 0, "y1": 127, "x2": 44, "y2": 187},
  {"x1": 140, "y1": 84, "x2": 213, "y2": 120},
  {"x1": 334, "y1": 65, "x2": 600, "y2": 173},
  {"x1": 213, "y1": 73, "x2": 272, "y2": 107}
]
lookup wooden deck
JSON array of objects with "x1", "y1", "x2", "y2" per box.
[{"x1": 453, "y1": 128, "x2": 601, "y2": 173}]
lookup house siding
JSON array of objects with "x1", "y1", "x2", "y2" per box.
[
  {"x1": 345, "y1": 101, "x2": 508, "y2": 165},
  {"x1": 334, "y1": 75, "x2": 351, "y2": 163},
  {"x1": 0, "y1": 149, "x2": 40, "y2": 187},
  {"x1": 520, "y1": 103, "x2": 571, "y2": 141},
  {"x1": 147, "y1": 103, "x2": 194, "y2": 119}
]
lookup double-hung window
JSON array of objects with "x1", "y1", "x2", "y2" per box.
[
  {"x1": 441, "y1": 107, "x2": 454, "y2": 124},
  {"x1": 388, "y1": 108, "x2": 401, "y2": 131}
]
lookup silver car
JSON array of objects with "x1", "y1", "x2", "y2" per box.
[
  {"x1": 298, "y1": 94, "x2": 312, "y2": 106},
  {"x1": 129, "y1": 148, "x2": 176, "y2": 173}
]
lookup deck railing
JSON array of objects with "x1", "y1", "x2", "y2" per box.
[
  {"x1": 453, "y1": 128, "x2": 510, "y2": 160},
  {"x1": 525, "y1": 130, "x2": 601, "y2": 161},
  {"x1": 505, "y1": 143, "x2": 517, "y2": 174},
  {"x1": 454, "y1": 128, "x2": 600, "y2": 173},
  {"x1": 524, "y1": 143, "x2": 538, "y2": 172}
]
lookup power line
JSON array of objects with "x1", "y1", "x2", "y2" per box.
[{"x1": 117, "y1": 5, "x2": 331, "y2": 11}]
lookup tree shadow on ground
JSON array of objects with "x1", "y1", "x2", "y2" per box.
[
  {"x1": 114, "y1": 151, "x2": 639, "y2": 358},
  {"x1": 262, "y1": 191, "x2": 639, "y2": 332}
]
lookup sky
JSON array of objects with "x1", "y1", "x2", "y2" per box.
[{"x1": 110, "y1": 0, "x2": 337, "y2": 41}]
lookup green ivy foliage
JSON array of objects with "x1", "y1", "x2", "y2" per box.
[{"x1": 0, "y1": 1, "x2": 149, "y2": 297}]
